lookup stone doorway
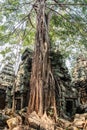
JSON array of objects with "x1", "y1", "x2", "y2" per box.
[
  {"x1": 16, "y1": 98, "x2": 21, "y2": 110},
  {"x1": 66, "y1": 100, "x2": 73, "y2": 116},
  {"x1": 0, "y1": 89, "x2": 6, "y2": 109}
]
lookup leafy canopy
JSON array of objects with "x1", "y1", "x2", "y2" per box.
[{"x1": 0, "y1": 0, "x2": 87, "y2": 70}]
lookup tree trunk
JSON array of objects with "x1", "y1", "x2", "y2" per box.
[{"x1": 27, "y1": 0, "x2": 57, "y2": 118}]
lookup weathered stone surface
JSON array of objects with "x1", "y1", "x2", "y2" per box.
[
  {"x1": 67, "y1": 113, "x2": 87, "y2": 130},
  {"x1": 58, "y1": 118, "x2": 71, "y2": 128},
  {"x1": 12, "y1": 125, "x2": 24, "y2": 130},
  {"x1": 50, "y1": 51, "x2": 78, "y2": 118},
  {"x1": 7, "y1": 116, "x2": 22, "y2": 130},
  {"x1": 15, "y1": 48, "x2": 32, "y2": 92},
  {"x1": 0, "y1": 62, "x2": 15, "y2": 109},
  {"x1": 50, "y1": 51, "x2": 71, "y2": 82},
  {"x1": 15, "y1": 48, "x2": 32, "y2": 110},
  {"x1": 55, "y1": 127, "x2": 63, "y2": 130},
  {"x1": 67, "y1": 126, "x2": 79, "y2": 130},
  {"x1": 73, "y1": 120, "x2": 85, "y2": 128},
  {"x1": 28, "y1": 111, "x2": 40, "y2": 129},
  {"x1": 72, "y1": 55, "x2": 87, "y2": 82},
  {"x1": 0, "y1": 62, "x2": 15, "y2": 87},
  {"x1": 72, "y1": 55, "x2": 87, "y2": 106}
]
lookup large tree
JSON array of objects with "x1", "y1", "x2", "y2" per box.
[
  {"x1": 27, "y1": 0, "x2": 57, "y2": 117},
  {"x1": 0, "y1": 0, "x2": 87, "y2": 119}
]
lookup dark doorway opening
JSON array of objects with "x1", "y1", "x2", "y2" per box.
[
  {"x1": 23, "y1": 92, "x2": 29, "y2": 108},
  {"x1": 0, "y1": 89, "x2": 6, "y2": 109},
  {"x1": 66, "y1": 100, "x2": 73, "y2": 116},
  {"x1": 16, "y1": 99, "x2": 21, "y2": 110}
]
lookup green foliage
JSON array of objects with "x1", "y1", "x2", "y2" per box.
[
  {"x1": 0, "y1": 0, "x2": 87, "y2": 71},
  {"x1": 0, "y1": 47, "x2": 11, "y2": 56},
  {"x1": 49, "y1": 1, "x2": 87, "y2": 62},
  {"x1": 23, "y1": 28, "x2": 35, "y2": 47}
]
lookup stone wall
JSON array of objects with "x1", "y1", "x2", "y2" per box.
[
  {"x1": 50, "y1": 51, "x2": 78, "y2": 117},
  {"x1": 0, "y1": 62, "x2": 15, "y2": 109},
  {"x1": 15, "y1": 48, "x2": 32, "y2": 110},
  {"x1": 72, "y1": 55, "x2": 87, "y2": 105}
]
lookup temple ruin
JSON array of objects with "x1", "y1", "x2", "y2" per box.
[
  {"x1": 14, "y1": 48, "x2": 79, "y2": 118},
  {"x1": 0, "y1": 62, "x2": 15, "y2": 109},
  {"x1": 0, "y1": 48, "x2": 81, "y2": 118}
]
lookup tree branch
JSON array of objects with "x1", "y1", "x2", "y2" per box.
[{"x1": 46, "y1": 6, "x2": 87, "y2": 39}]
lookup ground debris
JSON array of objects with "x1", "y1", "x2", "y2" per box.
[{"x1": 1, "y1": 110, "x2": 87, "y2": 130}]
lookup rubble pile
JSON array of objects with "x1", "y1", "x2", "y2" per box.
[
  {"x1": 2, "y1": 111, "x2": 87, "y2": 130},
  {"x1": 55, "y1": 113, "x2": 87, "y2": 130}
]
